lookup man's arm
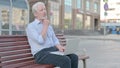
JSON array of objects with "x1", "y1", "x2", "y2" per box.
[
  {"x1": 50, "y1": 26, "x2": 65, "y2": 52},
  {"x1": 41, "y1": 19, "x2": 49, "y2": 40},
  {"x1": 26, "y1": 25, "x2": 44, "y2": 44}
]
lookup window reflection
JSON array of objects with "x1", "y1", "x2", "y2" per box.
[
  {"x1": 12, "y1": 8, "x2": 27, "y2": 31},
  {"x1": 64, "y1": 0, "x2": 72, "y2": 29},
  {"x1": 2, "y1": 31, "x2": 9, "y2": 35},
  {"x1": 86, "y1": 0, "x2": 90, "y2": 11},
  {"x1": 1, "y1": 9, "x2": 9, "y2": 29},
  {"x1": 50, "y1": 1, "x2": 59, "y2": 28},
  {"x1": 0, "y1": 0, "x2": 28, "y2": 35},
  {"x1": 85, "y1": 16, "x2": 91, "y2": 29},
  {"x1": 76, "y1": 14, "x2": 83, "y2": 29},
  {"x1": 94, "y1": 2, "x2": 98, "y2": 12},
  {"x1": 77, "y1": 0, "x2": 82, "y2": 9},
  {"x1": 12, "y1": 31, "x2": 25, "y2": 35}
]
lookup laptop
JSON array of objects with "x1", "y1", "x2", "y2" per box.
[
  {"x1": 50, "y1": 39, "x2": 79, "y2": 55},
  {"x1": 64, "y1": 39, "x2": 79, "y2": 55}
]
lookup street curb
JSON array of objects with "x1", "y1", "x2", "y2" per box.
[{"x1": 65, "y1": 35, "x2": 120, "y2": 41}]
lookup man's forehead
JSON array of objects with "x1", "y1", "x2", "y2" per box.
[
  {"x1": 38, "y1": 4, "x2": 45, "y2": 7},
  {"x1": 38, "y1": 4, "x2": 45, "y2": 9}
]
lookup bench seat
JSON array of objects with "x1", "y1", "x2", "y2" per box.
[
  {"x1": 0, "y1": 34, "x2": 66, "y2": 68},
  {"x1": 0, "y1": 34, "x2": 89, "y2": 68}
]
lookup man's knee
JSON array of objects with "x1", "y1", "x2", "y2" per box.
[
  {"x1": 61, "y1": 56, "x2": 71, "y2": 63},
  {"x1": 68, "y1": 54, "x2": 78, "y2": 61},
  {"x1": 56, "y1": 56, "x2": 71, "y2": 67}
]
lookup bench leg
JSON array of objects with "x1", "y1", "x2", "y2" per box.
[{"x1": 82, "y1": 59, "x2": 86, "y2": 68}]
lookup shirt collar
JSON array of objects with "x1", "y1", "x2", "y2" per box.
[{"x1": 34, "y1": 19, "x2": 42, "y2": 24}]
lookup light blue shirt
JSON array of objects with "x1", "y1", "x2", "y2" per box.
[{"x1": 26, "y1": 19, "x2": 60, "y2": 55}]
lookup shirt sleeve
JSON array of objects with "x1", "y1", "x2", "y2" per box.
[
  {"x1": 50, "y1": 26, "x2": 60, "y2": 46},
  {"x1": 26, "y1": 25, "x2": 44, "y2": 45}
]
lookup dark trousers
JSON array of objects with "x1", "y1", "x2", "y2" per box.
[{"x1": 34, "y1": 46, "x2": 78, "y2": 68}]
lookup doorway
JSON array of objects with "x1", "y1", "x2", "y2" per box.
[{"x1": 94, "y1": 18, "x2": 98, "y2": 30}]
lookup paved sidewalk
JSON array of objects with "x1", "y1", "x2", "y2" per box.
[
  {"x1": 65, "y1": 34, "x2": 120, "y2": 68},
  {"x1": 65, "y1": 34, "x2": 120, "y2": 41}
]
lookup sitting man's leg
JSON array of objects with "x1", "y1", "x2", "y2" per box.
[
  {"x1": 66, "y1": 54, "x2": 78, "y2": 68},
  {"x1": 35, "y1": 53, "x2": 71, "y2": 68}
]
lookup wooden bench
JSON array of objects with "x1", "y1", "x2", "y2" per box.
[{"x1": 0, "y1": 34, "x2": 89, "y2": 68}]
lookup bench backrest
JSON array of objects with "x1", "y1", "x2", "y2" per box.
[{"x1": 0, "y1": 34, "x2": 66, "y2": 68}]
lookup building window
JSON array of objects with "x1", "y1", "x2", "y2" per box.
[
  {"x1": 1, "y1": 9, "x2": 9, "y2": 30},
  {"x1": 12, "y1": 8, "x2": 28, "y2": 35},
  {"x1": 85, "y1": 15, "x2": 91, "y2": 29},
  {"x1": 0, "y1": 0, "x2": 29, "y2": 35},
  {"x1": 94, "y1": 2, "x2": 98, "y2": 12},
  {"x1": 77, "y1": 0, "x2": 82, "y2": 9},
  {"x1": 0, "y1": 0, "x2": 10, "y2": 35},
  {"x1": 64, "y1": 0, "x2": 72, "y2": 30},
  {"x1": 75, "y1": 14, "x2": 83, "y2": 29},
  {"x1": 86, "y1": 0, "x2": 90, "y2": 11},
  {"x1": 50, "y1": 1, "x2": 59, "y2": 29}
]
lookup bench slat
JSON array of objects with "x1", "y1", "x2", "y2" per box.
[
  {"x1": 79, "y1": 55, "x2": 90, "y2": 60},
  {"x1": 0, "y1": 57, "x2": 34, "y2": 66},
  {"x1": 2, "y1": 60, "x2": 35, "y2": 68},
  {"x1": 0, "y1": 49, "x2": 31, "y2": 57},
  {"x1": 0, "y1": 41, "x2": 28, "y2": 47},
  {"x1": 0, "y1": 53, "x2": 32, "y2": 62},
  {"x1": 0, "y1": 37, "x2": 27, "y2": 42},
  {"x1": 0, "y1": 55, "x2": 54, "y2": 68},
  {"x1": 19, "y1": 64, "x2": 54, "y2": 68},
  {"x1": 59, "y1": 39, "x2": 66, "y2": 42},
  {"x1": 0, "y1": 45, "x2": 30, "y2": 52},
  {"x1": 60, "y1": 42, "x2": 66, "y2": 46}
]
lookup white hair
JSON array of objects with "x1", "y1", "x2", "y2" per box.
[{"x1": 32, "y1": 2, "x2": 45, "y2": 14}]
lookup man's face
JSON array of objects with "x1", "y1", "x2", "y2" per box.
[{"x1": 35, "y1": 4, "x2": 47, "y2": 20}]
